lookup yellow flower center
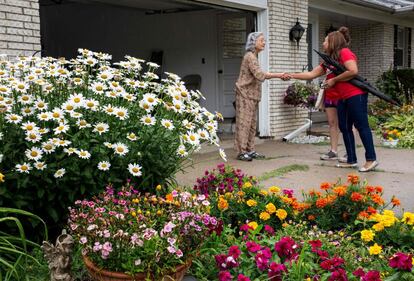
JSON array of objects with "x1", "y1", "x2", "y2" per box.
[
  {"x1": 74, "y1": 97, "x2": 81, "y2": 103},
  {"x1": 190, "y1": 135, "x2": 196, "y2": 141},
  {"x1": 18, "y1": 84, "x2": 25, "y2": 89},
  {"x1": 30, "y1": 151, "x2": 38, "y2": 157},
  {"x1": 117, "y1": 147, "x2": 124, "y2": 153},
  {"x1": 96, "y1": 85, "x2": 103, "y2": 91},
  {"x1": 52, "y1": 112, "x2": 60, "y2": 118},
  {"x1": 147, "y1": 97, "x2": 154, "y2": 103},
  {"x1": 132, "y1": 167, "x2": 139, "y2": 173},
  {"x1": 21, "y1": 165, "x2": 28, "y2": 171}
]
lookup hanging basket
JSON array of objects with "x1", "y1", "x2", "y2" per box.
[{"x1": 83, "y1": 255, "x2": 191, "y2": 281}]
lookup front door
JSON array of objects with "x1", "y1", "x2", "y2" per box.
[{"x1": 217, "y1": 13, "x2": 255, "y2": 118}]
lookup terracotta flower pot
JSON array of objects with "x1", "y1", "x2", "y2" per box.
[{"x1": 83, "y1": 255, "x2": 191, "y2": 281}]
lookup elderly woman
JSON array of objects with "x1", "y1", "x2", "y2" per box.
[{"x1": 234, "y1": 32, "x2": 284, "y2": 161}]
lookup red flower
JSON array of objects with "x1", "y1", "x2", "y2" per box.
[
  {"x1": 309, "y1": 239, "x2": 322, "y2": 249},
  {"x1": 218, "y1": 271, "x2": 232, "y2": 281},
  {"x1": 228, "y1": 245, "x2": 241, "y2": 259},
  {"x1": 246, "y1": 241, "x2": 261, "y2": 253},
  {"x1": 274, "y1": 237, "x2": 299, "y2": 262},
  {"x1": 389, "y1": 252, "x2": 413, "y2": 272},
  {"x1": 264, "y1": 225, "x2": 275, "y2": 235},
  {"x1": 328, "y1": 268, "x2": 347, "y2": 281},
  {"x1": 268, "y1": 262, "x2": 287, "y2": 281},
  {"x1": 255, "y1": 252, "x2": 269, "y2": 271},
  {"x1": 237, "y1": 274, "x2": 251, "y2": 281},
  {"x1": 352, "y1": 268, "x2": 365, "y2": 277},
  {"x1": 362, "y1": 270, "x2": 381, "y2": 281}
]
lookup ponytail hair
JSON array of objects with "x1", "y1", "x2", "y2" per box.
[
  {"x1": 326, "y1": 26, "x2": 351, "y2": 60},
  {"x1": 338, "y1": 26, "x2": 351, "y2": 45}
]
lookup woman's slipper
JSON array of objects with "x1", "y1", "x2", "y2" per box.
[
  {"x1": 358, "y1": 161, "x2": 379, "y2": 172},
  {"x1": 335, "y1": 163, "x2": 358, "y2": 168}
]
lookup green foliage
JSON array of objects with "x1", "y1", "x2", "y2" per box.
[
  {"x1": 284, "y1": 82, "x2": 319, "y2": 108},
  {"x1": 0, "y1": 208, "x2": 48, "y2": 281},
  {"x1": 382, "y1": 108, "x2": 414, "y2": 148},
  {"x1": 376, "y1": 68, "x2": 414, "y2": 105}
]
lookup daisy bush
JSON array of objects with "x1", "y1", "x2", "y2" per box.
[
  {"x1": 0, "y1": 49, "x2": 225, "y2": 232},
  {"x1": 68, "y1": 182, "x2": 220, "y2": 278}
]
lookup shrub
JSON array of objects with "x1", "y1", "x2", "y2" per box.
[
  {"x1": 0, "y1": 49, "x2": 224, "y2": 237},
  {"x1": 376, "y1": 68, "x2": 414, "y2": 105}
]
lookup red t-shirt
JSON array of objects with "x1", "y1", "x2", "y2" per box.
[
  {"x1": 325, "y1": 72, "x2": 339, "y2": 101},
  {"x1": 322, "y1": 48, "x2": 364, "y2": 100}
]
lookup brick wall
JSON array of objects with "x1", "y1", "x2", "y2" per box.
[
  {"x1": 0, "y1": 0, "x2": 41, "y2": 57},
  {"x1": 267, "y1": 0, "x2": 309, "y2": 138}
]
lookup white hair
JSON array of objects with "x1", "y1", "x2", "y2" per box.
[{"x1": 245, "y1": 32, "x2": 264, "y2": 52}]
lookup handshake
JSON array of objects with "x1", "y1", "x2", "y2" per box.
[{"x1": 280, "y1": 73, "x2": 292, "y2": 81}]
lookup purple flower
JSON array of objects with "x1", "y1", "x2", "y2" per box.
[
  {"x1": 389, "y1": 252, "x2": 413, "y2": 272},
  {"x1": 218, "y1": 271, "x2": 232, "y2": 281}
]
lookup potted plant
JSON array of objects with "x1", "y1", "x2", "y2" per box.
[
  {"x1": 283, "y1": 82, "x2": 319, "y2": 109},
  {"x1": 382, "y1": 128, "x2": 401, "y2": 147},
  {"x1": 68, "y1": 182, "x2": 220, "y2": 281}
]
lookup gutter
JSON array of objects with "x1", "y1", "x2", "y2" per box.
[
  {"x1": 394, "y1": 5, "x2": 414, "y2": 14},
  {"x1": 341, "y1": 0, "x2": 414, "y2": 14}
]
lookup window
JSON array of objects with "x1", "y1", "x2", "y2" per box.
[{"x1": 394, "y1": 25, "x2": 412, "y2": 69}]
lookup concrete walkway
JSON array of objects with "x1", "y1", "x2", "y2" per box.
[{"x1": 176, "y1": 129, "x2": 414, "y2": 213}]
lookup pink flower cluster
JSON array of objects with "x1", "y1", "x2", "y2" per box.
[{"x1": 389, "y1": 252, "x2": 413, "y2": 272}]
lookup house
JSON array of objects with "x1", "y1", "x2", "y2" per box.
[{"x1": 1, "y1": 0, "x2": 413, "y2": 138}]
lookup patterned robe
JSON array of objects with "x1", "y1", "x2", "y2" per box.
[{"x1": 234, "y1": 51, "x2": 266, "y2": 154}]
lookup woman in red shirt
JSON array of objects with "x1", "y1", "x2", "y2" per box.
[{"x1": 287, "y1": 27, "x2": 378, "y2": 172}]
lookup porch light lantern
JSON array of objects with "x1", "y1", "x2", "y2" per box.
[{"x1": 289, "y1": 18, "x2": 305, "y2": 48}]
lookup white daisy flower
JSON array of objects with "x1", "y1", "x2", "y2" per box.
[
  {"x1": 34, "y1": 161, "x2": 47, "y2": 170},
  {"x1": 53, "y1": 123, "x2": 69, "y2": 135},
  {"x1": 98, "y1": 161, "x2": 111, "y2": 171},
  {"x1": 72, "y1": 77, "x2": 83, "y2": 86},
  {"x1": 126, "y1": 132, "x2": 137, "y2": 141},
  {"x1": 90, "y1": 82, "x2": 107, "y2": 95},
  {"x1": 50, "y1": 108, "x2": 65, "y2": 120},
  {"x1": 34, "y1": 99, "x2": 48, "y2": 111},
  {"x1": 142, "y1": 93, "x2": 158, "y2": 106},
  {"x1": 161, "y1": 119, "x2": 174, "y2": 130},
  {"x1": 103, "y1": 104, "x2": 115, "y2": 115},
  {"x1": 84, "y1": 99, "x2": 99, "y2": 111},
  {"x1": 21, "y1": 106, "x2": 34, "y2": 116},
  {"x1": 103, "y1": 142, "x2": 112, "y2": 148},
  {"x1": 98, "y1": 71, "x2": 113, "y2": 81},
  {"x1": 42, "y1": 142, "x2": 56, "y2": 154},
  {"x1": 32, "y1": 68, "x2": 44, "y2": 76},
  {"x1": 114, "y1": 107, "x2": 128, "y2": 120},
  {"x1": 25, "y1": 147, "x2": 43, "y2": 161},
  {"x1": 18, "y1": 94, "x2": 33, "y2": 105},
  {"x1": 128, "y1": 163, "x2": 142, "y2": 177},
  {"x1": 122, "y1": 93, "x2": 136, "y2": 102},
  {"x1": 113, "y1": 143, "x2": 129, "y2": 156},
  {"x1": 21, "y1": 121, "x2": 39, "y2": 132},
  {"x1": 83, "y1": 57, "x2": 98, "y2": 66},
  {"x1": 93, "y1": 123, "x2": 109, "y2": 135},
  {"x1": 63, "y1": 147, "x2": 79, "y2": 155},
  {"x1": 25, "y1": 132, "x2": 42, "y2": 143},
  {"x1": 125, "y1": 78, "x2": 138, "y2": 89},
  {"x1": 183, "y1": 120, "x2": 195, "y2": 130},
  {"x1": 76, "y1": 119, "x2": 91, "y2": 129},
  {"x1": 77, "y1": 149, "x2": 91, "y2": 159},
  {"x1": 109, "y1": 81, "x2": 119, "y2": 88},
  {"x1": 16, "y1": 162, "x2": 32, "y2": 174},
  {"x1": 219, "y1": 148, "x2": 227, "y2": 162},
  {"x1": 198, "y1": 129, "x2": 209, "y2": 140},
  {"x1": 177, "y1": 145, "x2": 188, "y2": 157},
  {"x1": 139, "y1": 100, "x2": 153, "y2": 112},
  {"x1": 5, "y1": 113, "x2": 23, "y2": 124},
  {"x1": 43, "y1": 83, "x2": 54, "y2": 94},
  {"x1": 68, "y1": 93, "x2": 85, "y2": 107},
  {"x1": 141, "y1": 115, "x2": 156, "y2": 126},
  {"x1": 13, "y1": 81, "x2": 29, "y2": 93},
  {"x1": 147, "y1": 62, "x2": 160, "y2": 69},
  {"x1": 0, "y1": 85, "x2": 11, "y2": 95},
  {"x1": 137, "y1": 81, "x2": 148, "y2": 89},
  {"x1": 186, "y1": 132, "x2": 200, "y2": 146},
  {"x1": 54, "y1": 168, "x2": 66, "y2": 178},
  {"x1": 70, "y1": 111, "x2": 83, "y2": 119},
  {"x1": 172, "y1": 100, "x2": 184, "y2": 113},
  {"x1": 105, "y1": 90, "x2": 119, "y2": 99}
]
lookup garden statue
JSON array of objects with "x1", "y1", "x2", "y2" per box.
[{"x1": 41, "y1": 230, "x2": 74, "y2": 281}]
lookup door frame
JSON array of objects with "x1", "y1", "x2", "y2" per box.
[{"x1": 198, "y1": 0, "x2": 270, "y2": 136}]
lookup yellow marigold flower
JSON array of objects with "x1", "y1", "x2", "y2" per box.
[
  {"x1": 246, "y1": 199, "x2": 257, "y2": 207},
  {"x1": 243, "y1": 182, "x2": 252, "y2": 188},
  {"x1": 225, "y1": 192, "x2": 232, "y2": 199},
  {"x1": 269, "y1": 186, "x2": 281, "y2": 193},
  {"x1": 0, "y1": 172, "x2": 4, "y2": 183},
  {"x1": 402, "y1": 212, "x2": 414, "y2": 225},
  {"x1": 369, "y1": 243, "x2": 382, "y2": 255},
  {"x1": 281, "y1": 196, "x2": 293, "y2": 204},
  {"x1": 276, "y1": 209, "x2": 288, "y2": 220},
  {"x1": 218, "y1": 197, "x2": 229, "y2": 211},
  {"x1": 156, "y1": 184, "x2": 162, "y2": 191},
  {"x1": 260, "y1": 190, "x2": 268, "y2": 196},
  {"x1": 248, "y1": 221, "x2": 258, "y2": 230},
  {"x1": 259, "y1": 211, "x2": 270, "y2": 221},
  {"x1": 372, "y1": 222, "x2": 385, "y2": 232},
  {"x1": 360, "y1": 229, "x2": 375, "y2": 242},
  {"x1": 238, "y1": 191, "x2": 245, "y2": 197},
  {"x1": 131, "y1": 211, "x2": 137, "y2": 217},
  {"x1": 156, "y1": 210, "x2": 162, "y2": 215},
  {"x1": 132, "y1": 198, "x2": 140, "y2": 204},
  {"x1": 266, "y1": 203, "x2": 276, "y2": 214},
  {"x1": 282, "y1": 222, "x2": 289, "y2": 228}
]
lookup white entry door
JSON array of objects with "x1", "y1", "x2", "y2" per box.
[{"x1": 217, "y1": 13, "x2": 255, "y2": 118}]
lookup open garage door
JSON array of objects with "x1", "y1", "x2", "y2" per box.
[{"x1": 39, "y1": 0, "x2": 256, "y2": 119}]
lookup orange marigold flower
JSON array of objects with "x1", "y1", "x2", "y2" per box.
[
  {"x1": 316, "y1": 198, "x2": 328, "y2": 208},
  {"x1": 371, "y1": 194, "x2": 385, "y2": 205},
  {"x1": 333, "y1": 186, "x2": 347, "y2": 196},
  {"x1": 347, "y1": 174, "x2": 359, "y2": 184},
  {"x1": 308, "y1": 215, "x2": 316, "y2": 221},
  {"x1": 391, "y1": 197, "x2": 401, "y2": 206},
  {"x1": 218, "y1": 197, "x2": 229, "y2": 211},
  {"x1": 165, "y1": 194, "x2": 173, "y2": 202},
  {"x1": 326, "y1": 194, "x2": 337, "y2": 204},
  {"x1": 320, "y1": 182, "x2": 331, "y2": 190},
  {"x1": 367, "y1": 206, "x2": 377, "y2": 215},
  {"x1": 358, "y1": 211, "x2": 370, "y2": 219},
  {"x1": 351, "y1": 192, "x2": 364, "y2": 202},
  {"x1": 375, "y1": 186, "x2": 383, "y2": 193},
  {"x1": 366, "y1": 186, "x2": 375, "y2": 194}
]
